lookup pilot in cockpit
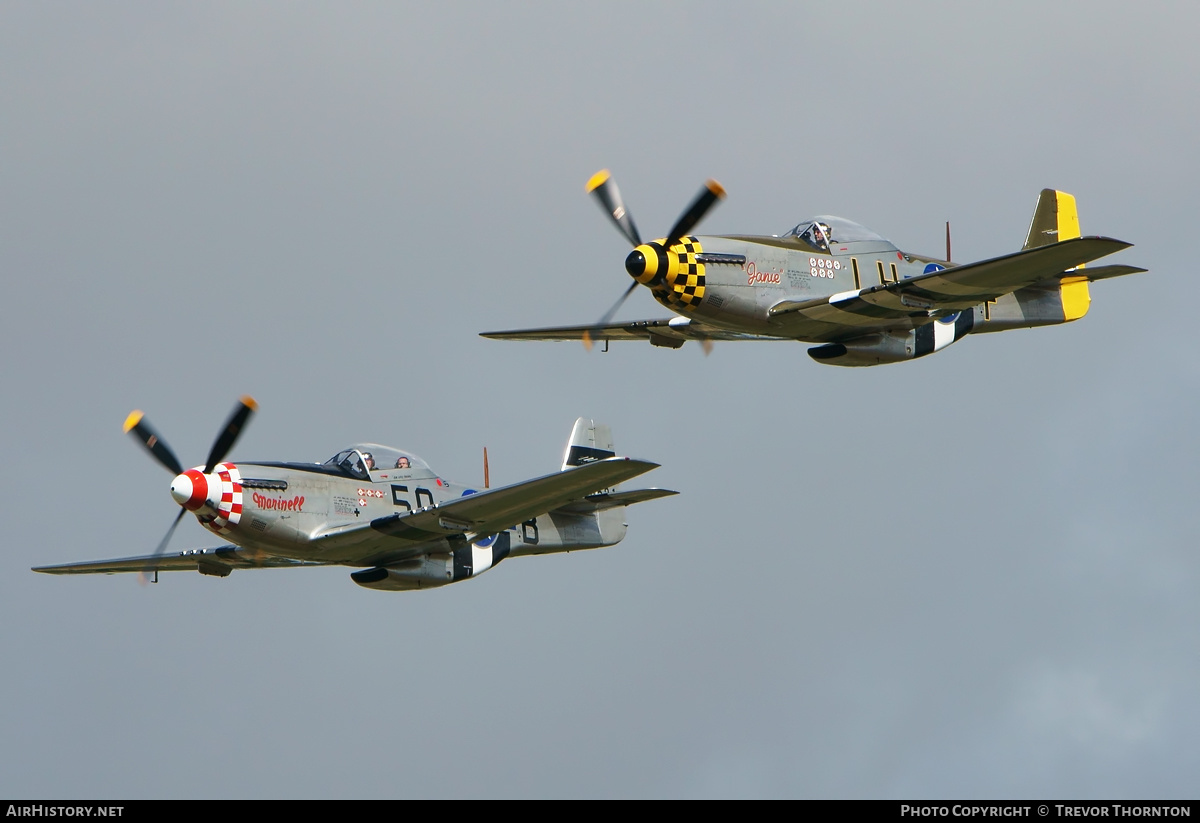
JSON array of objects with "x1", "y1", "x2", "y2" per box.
[
  {"x1": 362, "y1": 452, "x2": 376, "y2": 472},
  {"x1": 809, "y1": 221, "x2": 832, "y2": 252},
  {"x1": 395, "y1": 456, "x2": 411, "y2": 469}
]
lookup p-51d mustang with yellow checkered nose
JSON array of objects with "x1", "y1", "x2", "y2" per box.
[
  {"x1": 481, "y1": 172, "x2": 1146, "y2": 366},
  {"x1": 32, "y1": 399, "x2": 675, "y2": 591}
]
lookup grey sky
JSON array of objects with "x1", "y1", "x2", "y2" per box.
[{"x1": 2, "y1": 1, "x2": 1196, "y2": 798}]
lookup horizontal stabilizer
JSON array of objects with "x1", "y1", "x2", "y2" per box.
[
  {"x1": 1072, "y1": 264, "x2": 1148, "y2": 282},
  {"x1": 554, "y1": 487, "x2": 679, "y2": 514}
]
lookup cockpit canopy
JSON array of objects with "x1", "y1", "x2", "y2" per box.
[
  {"x1": 324, "y1": 444, "x2": 431, "y2": 480},
  {"x1": 784, "y1": 215, "x2": 887, "y2": 252}
]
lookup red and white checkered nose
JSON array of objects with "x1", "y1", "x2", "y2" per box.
[{"x1": 170, "y1": 469, "x2": 210, "y2": 511}]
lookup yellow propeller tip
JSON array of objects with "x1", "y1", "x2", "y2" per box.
[
  {"x1": 240, "y1": 395, "x2": 259, "y2": 411},
  {"x1": 123, "y1": 410, "x2": 144, "y2": 433},
  {"x1": 706, "y1": 179, "x2": 726, "y2": 199},
  {"x1": 582, "y1": 331, "x2": 594, "y2": 351},
  {"x1": 585, "y1": 169, "x2": 611, "y2": 193}
]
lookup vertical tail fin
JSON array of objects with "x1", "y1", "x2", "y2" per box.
[
  {"x1": 1024, "y1": 188, "x2": 1082, "y2": 249},
  {"x1": 1024, "y1": 188, "x2": 1090, "y2": 321},
  {"x1": 562, "y1": 418, "x2": 615, "y2": 471}
]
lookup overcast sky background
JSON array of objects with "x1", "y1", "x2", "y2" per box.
[{"x1": 2, "y1": 1, "x2": 1196, "y2": 799}]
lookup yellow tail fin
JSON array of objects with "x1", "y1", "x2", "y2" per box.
[{"x1": 1025, "y1": 189, "x2": 1089, "y2": 320}]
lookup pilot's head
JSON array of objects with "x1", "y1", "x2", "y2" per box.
[
  {"x1": 395, "y1": 456, "x2": 411, "y2": 469},
  {"x1": 362, "y1": 452, "x2": 375, "y2": 470}
]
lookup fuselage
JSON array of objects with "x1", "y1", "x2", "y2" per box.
[
  {"x1": 640, "y1": 215, "x2": 1083, "y2": 343},
  {"x1": 175, "y1": 445, "x2": 627, "y2": 570}
]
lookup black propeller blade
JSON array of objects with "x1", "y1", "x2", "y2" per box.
[
  {"x1": 141, "y1": 508, "x2": 188, "y2": 580},
  {"x1": 664, "y1": 179, "x2": 726, "y2": 249},
  {"x1": 582, "y1": 281, "x2": 639, "y2": 351},
  {"x1": 123, "y1": 411, "x2": 184, "y2": 475},
  {"x1": 204, "y1": 396, "x2": 258, "y2": 474}
]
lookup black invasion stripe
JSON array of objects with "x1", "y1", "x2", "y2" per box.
[
  {"x1": 493, "y1": 531, "x2": 511, "y2": 564},
  {"x1": 566, "y1": 445, "x2": 615, "y2": 466},
  {"x1": 915, "y1": 324, "x2": 935, "y2": 357},
  {"x1": 453, "y1": 544, "x2": 472, "y2": 580},
  {"x1": 956, "y1": 310, "x2": 975, "y2": 336}
]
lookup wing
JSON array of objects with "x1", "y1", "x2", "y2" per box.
[
  {"x1": 312, "y1": 456, "x2": 666, "y2": 557},
  {"x1": 32, "y1": 545, "x2": 332, "y2": 576},
  {"x1": 481, "y1": 317, "x2": 785, "y2": 346},
  {"x1": 770, "y1": 236, "x2": 1144, "y2": 328}
]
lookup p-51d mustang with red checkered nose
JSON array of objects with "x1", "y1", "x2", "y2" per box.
[
  {"x1": 481, "y1": 172, "x2": 1146, "y2": 366},
  {"x1": 33, "y1": 398, "x2": 676, "y2": 591}
]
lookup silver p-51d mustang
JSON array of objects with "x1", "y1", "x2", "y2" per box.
[{"x1": 33, "y1": 399, "x2": 675, "y2": 591}]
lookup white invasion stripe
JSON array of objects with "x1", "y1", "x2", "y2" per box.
[
  {"x1": 472, "y1": 545, "x2": 494, "y2": 575},
  {"x1": 934, "y1": 318, "x2": 958, "y2": 351},
  {"x1": 829, "y1": 289, "x2": 862, "y2": 304}
]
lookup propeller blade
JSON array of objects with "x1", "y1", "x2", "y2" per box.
[
  {"x1": 583, "y1": 281, "x2": 639, "y2": 351},
  {"x1": 596, "y1": 280, "x2": 639, "y2": 327},
  {"x1": 204, "y1": 396, "x2": 258, "y2": 473},
  {"x1": 701, "y1": 339, "x2": 714, "y2": 356},
  {"x1": 945, "y1": 221, "x2": 952, "y2": 263},
  {"x1": 140, "y1": 507, "x2": 187, "y2": 582},
  {"x1": 586, "y1": 169, "x2": 642, "y2": 247},
  {"x1": 123, "y1": 411, "x2": 184, "y2": 476},
  {"x1": 483, "y1": 447, "x2": 490, "y2": 489},
  {"x1": 664, "y1": 179, "x2": 725, "y2": 248}
]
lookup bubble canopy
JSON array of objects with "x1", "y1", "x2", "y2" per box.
[
  {"x1": 785, "y1": 215, "x2": 887, "y2": 244},
  {"x1": 324, "y1": 444, "x2": 431, "y2": 480}
]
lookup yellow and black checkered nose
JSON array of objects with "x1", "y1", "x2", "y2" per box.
[{"x1": 624, "y1": 237, "x2": 707, "y2": 309}]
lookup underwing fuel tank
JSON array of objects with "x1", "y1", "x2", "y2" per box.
[{"x1": 807, "y1": 312, "x2": 975, "y2": 367}]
